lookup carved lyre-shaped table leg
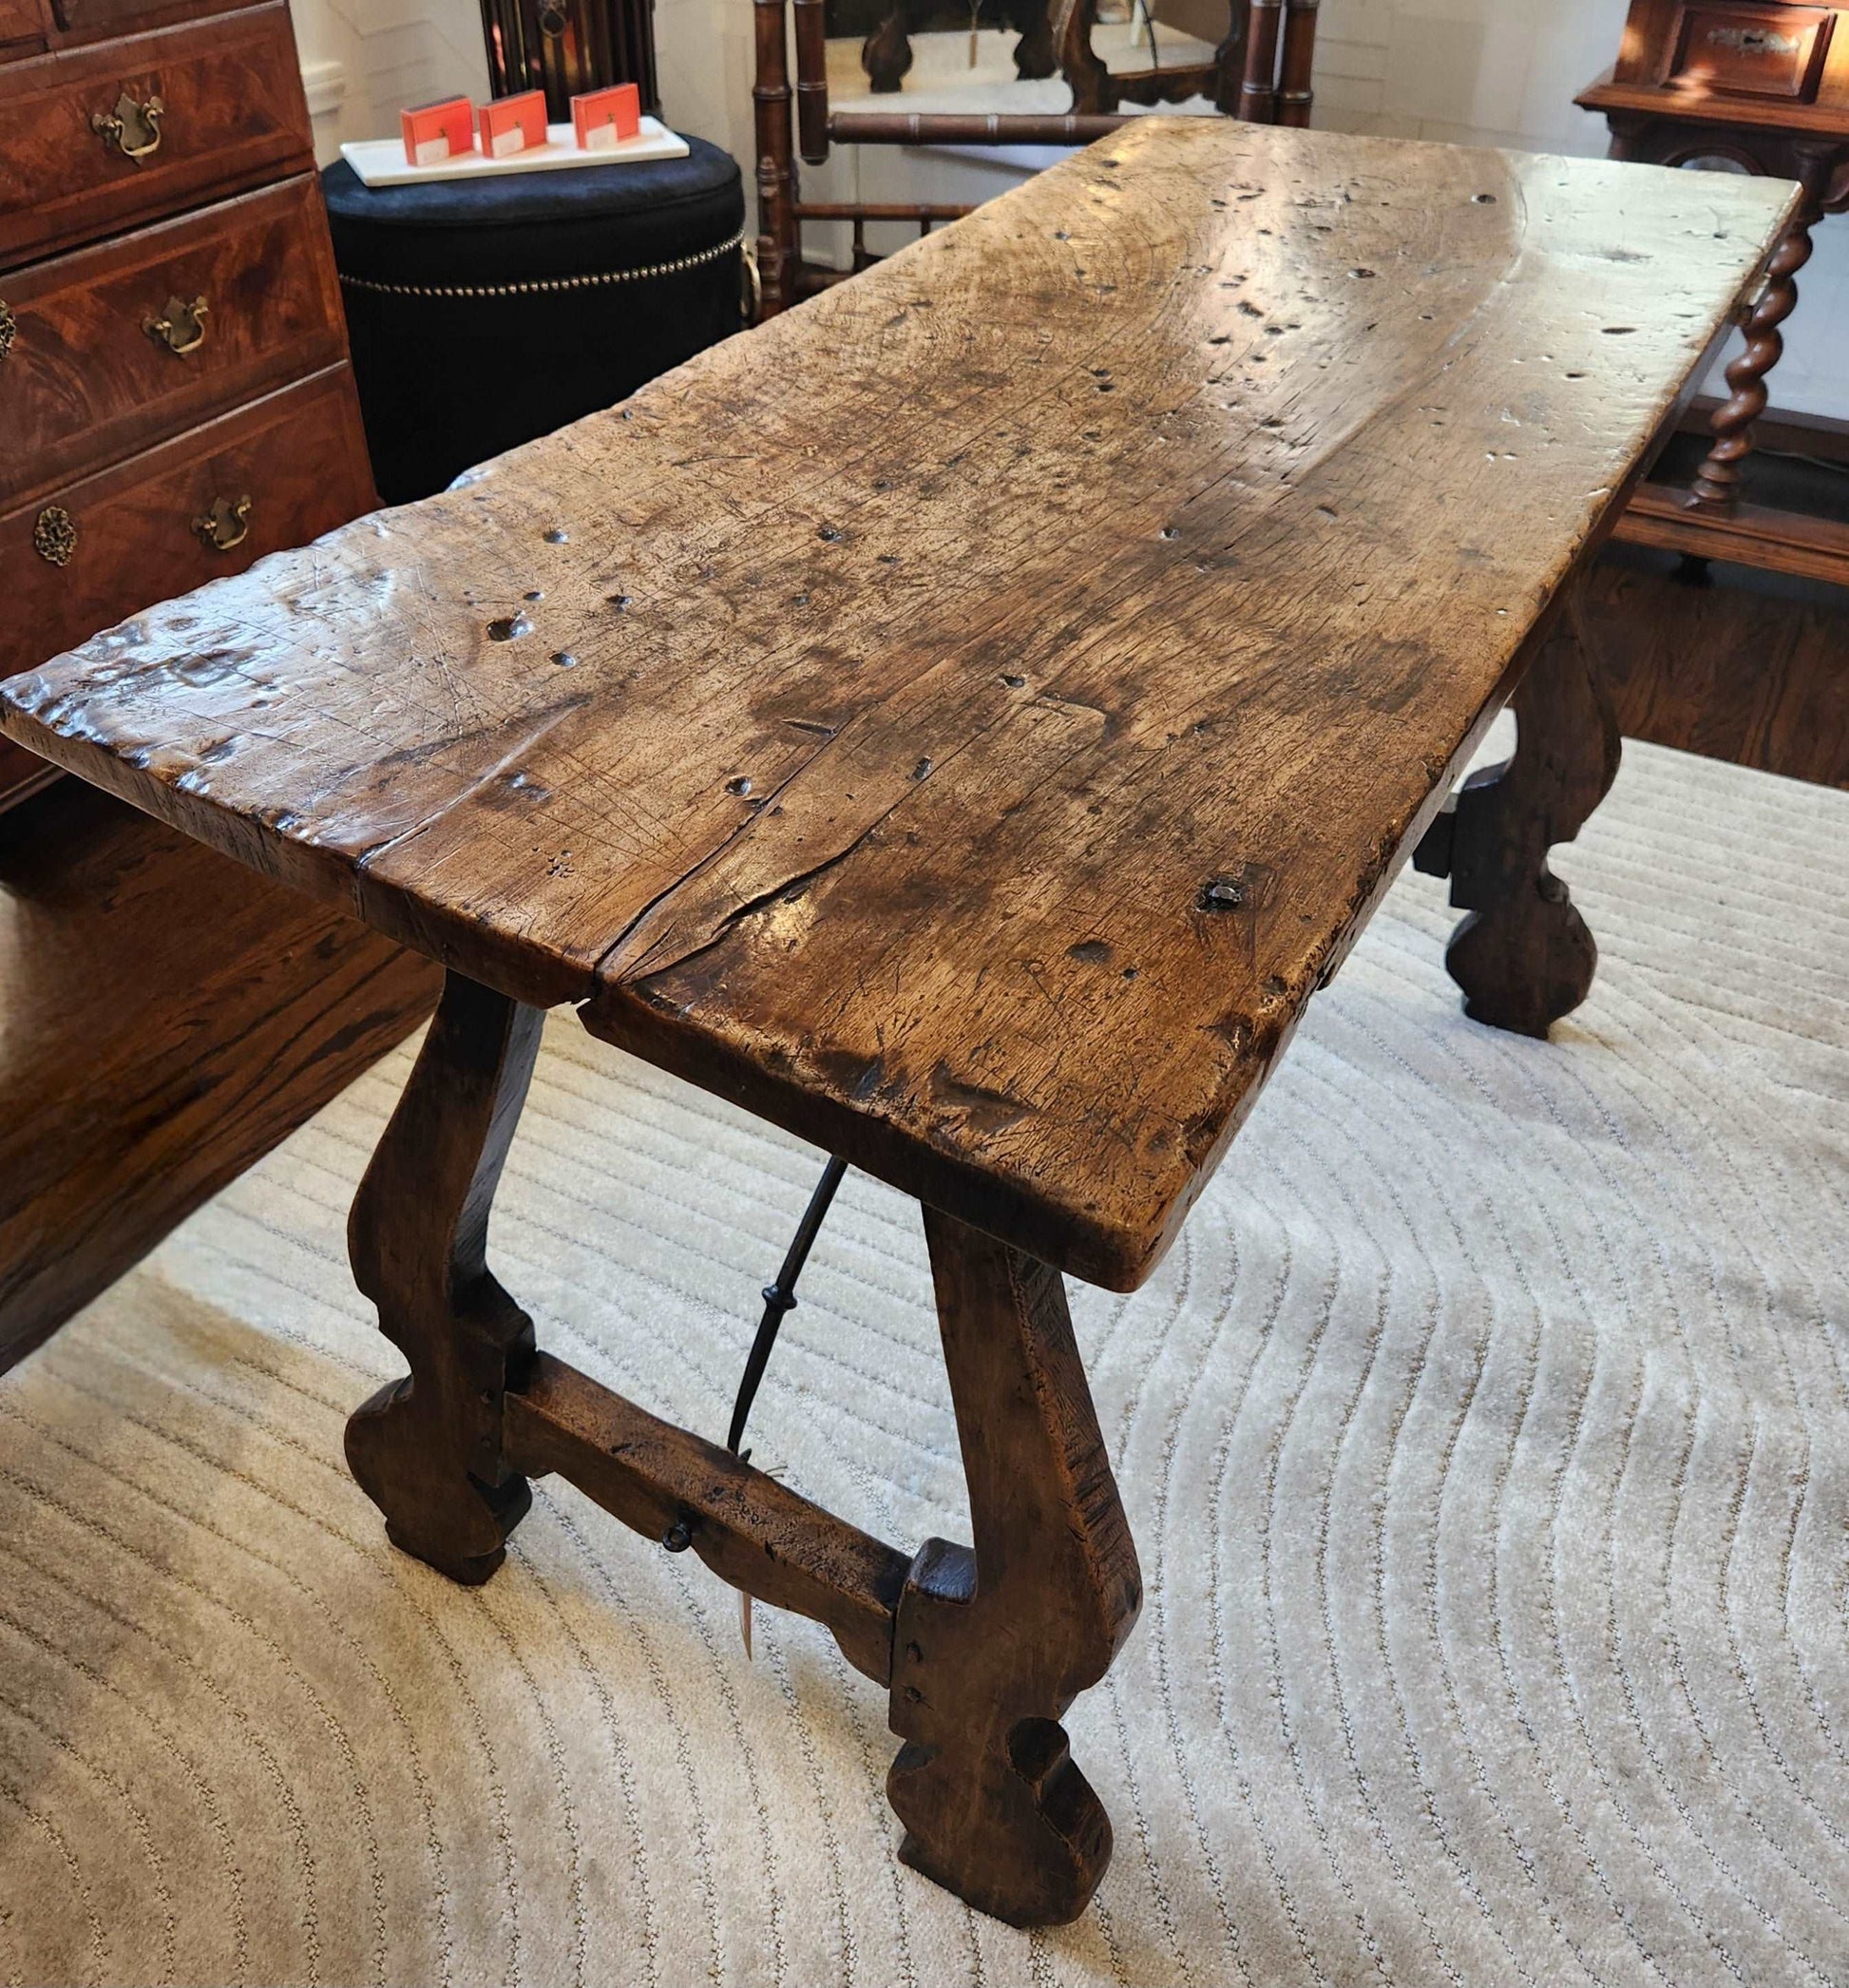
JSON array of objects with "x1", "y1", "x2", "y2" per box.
[
  {"x1": 343, "y1": 979, "x2": 1143, "y2": 1921},
  {"x1": 345, "y1": 970, "x2": 543, "y2": 1585},
  {"x1": 1418, "y1": 592, "x2": 1620, "y2": 1039},
  {"x1": 888, "y1": 1209, "x2": 1142, "y2": 1926}
]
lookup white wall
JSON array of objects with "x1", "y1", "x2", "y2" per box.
[
  {"x1": 1309, "y1": 0, "x2": 1846, "y2": 417},
  {"x1": 293, "y1": 0, "x2": 1849, "y2": 417},
  {"x1": 293, "y1": 0, "x2": 488, "y2": 162},
  {"x1": 1317, "y1": 0, "x2": 1624, "y2": 148}
]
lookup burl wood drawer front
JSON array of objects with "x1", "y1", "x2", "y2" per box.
[
  {"x1": 1, "y1": 364, "x2": 373, "y2": 679},
  {"x1": 1666, "y1": 2, "x2": 1835, "y2": 97},
  {"x1": 0, "y1": 4, "x2": 312, "y2": 271},
  {"x1": 1, "y1": 176, "x2": 346, "y2": 508},
  {"x1": 0, "y1": 0, "x2": 48, "y2": 54},
  {"x1": 47, "y1": 0, "x2": 253, "y2": 46}
]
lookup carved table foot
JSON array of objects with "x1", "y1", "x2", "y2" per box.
[
  {"x1": 1415, "y1": 595, "x2": 1620, "y2": 1039},
  {"x1": 887, "y1": 1211, "x2": 1141, "y2": 1925},
  {"x1": 345, "y1": 970, "x2": 544, "y2": 1585}
]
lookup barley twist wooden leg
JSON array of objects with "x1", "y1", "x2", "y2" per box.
[
  {"x1": 888, "y1": 1209, "x2": 1141, "y2": 1926},
  {"x1": 1434, "y1": 594, "x2": 1620, "y2": 1039},
  {"x1": 345, "y1": 970, "x2": 544, "y2": 1585},
  {"x1": 1688, "y1": 176, "x2": 1824, "y2": 514}
]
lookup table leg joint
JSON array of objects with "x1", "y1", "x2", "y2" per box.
[
  {"x1": 343, "y1": 975, "x2": 1142, "y2": 1927},
  {"x1": 504, "y1": 1350, "x2": 910, "y2": 1685}
]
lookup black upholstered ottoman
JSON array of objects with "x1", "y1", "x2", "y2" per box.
[{"x1": 323, "y1": 137, "x2": 746, "y2": 504}]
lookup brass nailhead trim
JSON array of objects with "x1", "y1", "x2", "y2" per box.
[{"x1": 336, "y1": 228, "x2": 745, "y2": 300}]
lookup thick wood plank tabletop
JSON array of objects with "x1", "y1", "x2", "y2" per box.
[{"x1": 0, "y1": 122, "x2": 1794, "y2": 1289}]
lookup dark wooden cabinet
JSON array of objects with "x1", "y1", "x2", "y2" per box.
[
  {"x1": 2, "y1": 175, "x2": 348, "y2": 505},
  {"x1": 0, "y1": 8, "x2": 318, "y2": 265},
  {"x1": 2, "y1": 365, "x2": 373, "y2": 669},
  {"x1": 0, "y1": 0, "x2": 375, "y2": 811},
  {"x1": 1606, "y1": 0, "x2": 1849, "y2": 106},
  {"x1": 0, "y1": 0, "x2": 433, "y2": 1371},
  {"x1": 49, "y1": 0, "x2": 254, "y2": 38}
]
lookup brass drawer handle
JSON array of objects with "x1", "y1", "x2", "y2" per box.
[
  {"x1": 92, "y1": 90, "x2": 166, "y2": 162},
  {"x1": 0, "y1": 300, "x2": 15, "y2": 364},
  {"x1": 192, "y1": 494, "x2": 252, "y2": 553},
  {"x1": 34, "y1": 507, "x2": 77, "y2": 567},
  {"x1": 145, "y1": 294, "x2": 209, "y2": 357}
]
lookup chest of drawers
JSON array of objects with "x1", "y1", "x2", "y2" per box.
[{"x1": 0, "y1": 0, "x2": 375, "y2": 810}]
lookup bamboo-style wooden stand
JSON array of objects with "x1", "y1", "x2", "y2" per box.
[{"x1": 753, "y1": 0, "x2": 1320, "y2": 315}]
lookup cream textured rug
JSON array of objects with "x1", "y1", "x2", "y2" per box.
[{"x1": 2, "y1": 738, "x2": 1844, "y2": 1988}]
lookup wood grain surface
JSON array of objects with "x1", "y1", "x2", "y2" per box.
[
  {"x1": 0, "y1": 3, "x2": 312, "y2": 272},
  {"x1": 0, "y1": 121, "x2": 1796, "y2": 1288},
  {"x1": 1586, "y1": 543, "x2": 1849, "y2": 788},
  {"x1": 0, "y1": 0, "x2": 48, "y2": 51},
  {"x1": 0, "y1": 780, "x2": 438, "y2": 1371},
  {"x1": 0, "y1": 174, "x2": 347, "y2": 509},
  {"x1": 1, "y1": 364, "x2": 375, "y2": 684}
]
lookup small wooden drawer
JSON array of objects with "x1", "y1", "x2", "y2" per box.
[
  {"x1": 1664, "y1": 2, "x2": 1836, "y2": 97},
  {"x1": 0, "y1": 3, "x2": 312, "y2": 272},
  {"x1": 46, "y1": 0, "x2": 253, "y2": 45},
  {"x1": 0, "y1": 0, "x2": 253, "y2": 62},
  {"x1": 0, "y1": 0, "x2": 48, "y2": 56},
  {"x1": 1, "y1": 364, "x2": 375, "y2": 686},
  {"x1": 1, "y1": 176, "x2": 346, "y2": 508}
]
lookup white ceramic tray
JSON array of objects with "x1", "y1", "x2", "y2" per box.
[{"x1": 341, "y1": 117, "x2": 689, "y2": 189}]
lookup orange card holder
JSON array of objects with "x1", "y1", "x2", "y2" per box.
[
  {"x1": 401, "y1": 96, "x2": 477, "y2": 168},
  {"x1": 571, "y1": 83, "x2": 641, "y2": 152}
]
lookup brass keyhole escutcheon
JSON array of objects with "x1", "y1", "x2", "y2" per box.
[
  {"x1": 0, "y1": 301, "x2": 15, "y2": 364},
  {"x1": 92, "y1": 89, "x2": 165, "y2": 162},
  {"x1": 192, "y1": 494, "x2": 253, "y2": 553},
  {"x1": 145, "y1": 294, "x2": 209, "y2": 357},
  {"x1": 34, "y1": 507, "x2": 77, "y2": 568},
  {"x1": 539, "y1": 1, "x2": 569, "y2": 35}
]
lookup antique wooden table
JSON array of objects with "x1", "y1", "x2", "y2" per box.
[{"x1": 0, "y1": 123, "x2": 1794, "y2": 1927}]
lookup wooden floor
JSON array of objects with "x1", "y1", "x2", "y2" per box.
[
  {"x1": 0, "y1": 780, "x2": 440, "y2": 1375},
  {"x1": 1584, "y1": 543, "x2": 1848, "y2": 790}
]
